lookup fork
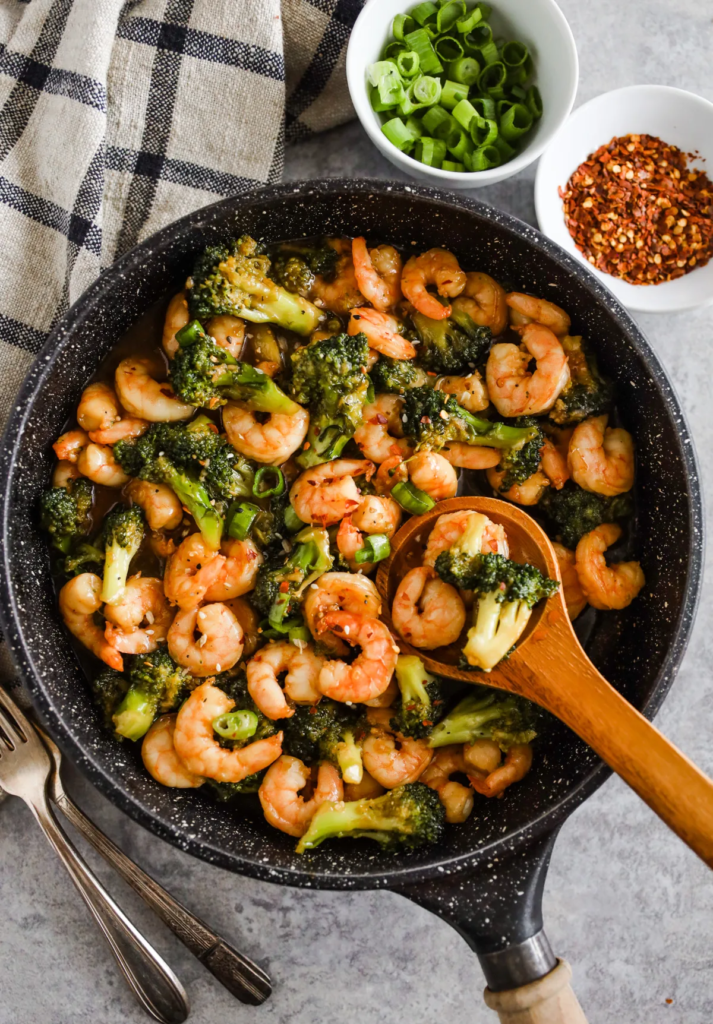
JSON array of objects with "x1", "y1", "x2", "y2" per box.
[
  {"x1": 36, "y1": 723, "x2": 272, "y2": 1005},
  {"x1": 0, "y1": 687, "x2": 189, "y2": 1024}
]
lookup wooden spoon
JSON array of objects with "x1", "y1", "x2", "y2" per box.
[{"x1": 376, "y1": 496, "x2": 713, "y2": 868}]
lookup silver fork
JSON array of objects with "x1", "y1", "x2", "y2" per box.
[
  {"x1": 37, "y1": 724, "x2": 271, "y2": 1005},
  {"x1": 0, "y1": 687, "x2": 189, "y2": 1024}
]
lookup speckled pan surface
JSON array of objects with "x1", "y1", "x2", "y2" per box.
[{"x1": 0, "y1": 179, "x2": 703, "y2": 891}]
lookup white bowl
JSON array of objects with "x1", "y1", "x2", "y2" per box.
[
  {"x1": 535, "y1": 85, "x2": 713, "y2": 314},
  {"x1": 346, "y1": 0, "x2": 578, "y2": 189}
]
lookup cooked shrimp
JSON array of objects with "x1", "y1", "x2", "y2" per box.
[
  {"x1": 115, "y1": 356, "x2": 194, "y2": 422},
  {"x1": 354, "y1": 395, "x2": 413, "y2": 463},
  {"x1": 289, "y1": 458, "x2": 374, "y2": 526},
  {"x1": 436, "y1": 370, "x2": 490, "y2": 413},
  {"x1": 462, "y1": 739, "x2": 503, "y2": 775},
  {"x1": 540, "y1": 437, "x2": 569, "y2": 490},
  {"x1": 223, "y1": 596, "x2": 261, "y2": 658},
  {"x1": 452, "y1": 272, "x2": 508, "y2": 335},
  {"x1": 421, "y1": 746, "x2": 474, "y2": 823},
  {"x1": 259, "y1": 755, "x2": 343, "y2": 837},
  {"x1": 53, "y1": 429, "x2": 89, "y2": 463},
  {"x1": 104, "y1": 576, "x2": 174, "y2": 654},
  {"x1": 352, "y1": 238, "x2": 402, "y2": 311},
  {"x1": 142, "y1": 715, "x2": 205, "y2": 789},
  {"x1": 440, "y1": 443, "x2": 502, "y2": 470},
  {"x1": 58, "y1": 573, "x2": 123, "y2": 671},
  {"x1": 174, "y1": 680, "x2": 283, "y2": 782},
  {"x1": 205, "y1": 314, "x2": 246, "y2": 359},
  {"x1": 486, "y1": 324, "x2": 570, "y2": 417},
  {"x1": 375, "y1": 450, "x2": 458, "y2": 502},
  {"x1": 362, "y1": 713, "x2": 433, "y2": 788},
  {"x1": 203, "y1": 537, "x2": 262, "y2": 601},
  {"x1": 348, "y1": 308, "x2": 416, "y2": 360},
  {"x1": 552, "y1": 543, "x2": 588, "y2": 620},
  {"x1": 126, "y1": 478, "x2": 183, "y2": 531},
  {"x1": 310, "y1": 238, "x2": 363, "y2": 315},
  {"x1": 568, "y1": 415, "x2": 634, "y2": 497},
  {"x1": 392, "y1": 567, "x2": 465, "y2": 650},
  {"x1": 223, "y1": 401, "x2": 309, "y2": 464},
  {"x1": 575, "y1": 524, "x2": 645, "y2": 611},
  {"x1": 246, "y1": 641, "x2": 324, "y2": 720},
  {"x1": 52, "y1": 461, "x2": 81, "y2": 488},
  {"x1": 167, "y1": 602, "x2": 244, "y2": 676},
  {"x1": 149, "y1": 531, "x2": 177, "y2": 559},
  {"x1": 467, "y1": 743, "x2": 533, "y2": 797},
  {"x1": 506, "y1": 293, "x2": 571, "y2": 337},
  {"x1": 337, "y1": 494, "x2": 401, "y2": 572},
  {"x1": 77, "y1": 381, "x2": 121, "y2": 433},
  {"x1": 487, "y1": 465, "x2": 549, "y2": 506},
  {"x1": 317, "y1": 612, "x2": 398, "y2": 703},
  {"x1": 401, "y1": 248, "x2": 466, "y2": 320},
  {"x1": 162, "y1": 291, "x2": 190, "y2": 359},
  {"x1": 163, "y1": 534, "x2": 226, "y2": 609},
  {"x1": 344, "y1": 769, "x2": 386, "y2": 802},
  {"x1": 77, "y1": 443, "x2": 129, "y2": 487},
  {"x1": 88, "y1": 416, "x2": 149, "y2": 445},
  {"x1": 424, "y1": 510, "x2": 509, "y2": 568},
  {"x1": 303, "y1": 571, "x2": 382, "y2": 655}
]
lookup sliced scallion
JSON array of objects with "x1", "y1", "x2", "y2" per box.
[
  {"x1": 382, "y1": 116, "x2": 420, "y2": 151},
  {"x1": 354, "y1": 534, "x2": 391, "y2": 565},
  {"x1": 442, "y1": 159, "x2": 465, "y2": 172},
  {"x1": 392, "y1": 481, "x2": 436, "y2": 515},
  {"x1": 470, "y1": 143, "x2": 501, "y2": 170},
  {"x1": 414, "y1": 136, "x2": 447, "y2": 167},
  {"x1": 435, "y1": 35, "x2": 464, "y2": 63},
  {"x1": 436, "y1": 1, "x2": 467, "y2": 34},
  {"x1": 252, "y1": 466, "x2": 285, "y2": 499},
  {"x1": 370, "y1": 85, "x2": 397, "y2": 113},
  {"x1": 492, "y1": 134, "x2": 516, "y2": 161},
  {"x1": 445, "y1": 55, "x2": 480, "y2": 85},
  {"x1": 440, "y1": 79, "x2": 469, "y2": 110},
  {"x1": 212, "y1": 711, "x2": 258, "y2": 743},
  {"x1": 446, "y1": 126, "x2": 473, "y2": 161},
  {"x1": 383, "y1": 40, "x2": 406, "y2": 60},
  {"x1": 412, "y1": 74, "x2": 442, "y2": 105},
  {"x1": 397, "y1": 50, "x2": 420, "y2": 78},
  {"x1": 452, "y1": 97, "x2": 479, "y2": 132},
  {"x1": 422, "y1": 104, "x2": 455, "y2": 139},
  {"x1": 499, "y1": 102, "x2": 533, "y2": 142},
  {"x1": 464, "y1": 22, "x2": 492, "y2": 53},
  {"x1": 392, "y1": 13, "x2": 415, "y2": 40},
  {"x1": 227, "y1": 501, "x2": 260, "y2": 540},
  {"x1": 478, "y1": 60, "x2": 507, "y2": 96},
  {"x1": 471, "y1": 95, "x2": 496, "y2": 119},
  {"x1": 477, "y1": 39, "x2": 499, "y2": 66},
  {"x1": 404, "y1": 115, "x2": 425, "y2": 139},
  {"x1": 526, "y1": 85, "x2": 543, "y2": 120},
  {"x1": 411, "y1": 1, "x2": 439, "y2": 27},
  {"x1": 471, "y1": 115, "x2": 498, "y2": 147},
  {"x1": 455, "y1": 7, "x2": 483, "y2": 34},
  {"x1": 404, "y1": 27, "x2": 444, "y2": 75}
]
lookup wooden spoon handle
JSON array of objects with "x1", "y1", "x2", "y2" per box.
[{"x1": 484, "y1": 960, "x2": 588, "y2": 1023}]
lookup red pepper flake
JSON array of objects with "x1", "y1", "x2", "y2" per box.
[
  {"x1": 279, "y1": 581, "x2": 290, "y2": 593},
  {"x1": 559, "y1": 133, "x2": 713, "y2": 285},
  {"x1": 420, "y1": 415, "x2": 431, "y2": 424}
]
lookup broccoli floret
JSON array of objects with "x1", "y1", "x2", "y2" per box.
[
  {"x1": 290, "y1": 333, "x2": 371, "y2": 467},
  {"x1": 206, "y1": 772, "x2": 266, "y2": 800},
  {"x1": 169, "y1": 320, "x2": 300, "y2": 413},
  {"x1": 214, "y1": 672, "x2": 278, "y2": 743},
  {"x1": 540, "y1": 481, "x2": 633, "y2": 549},
  {"x1": 271, "y1": 240, "x2": 340, "y2": 291},
  {"x1": 283, "y1": 700, "x2": 364, "y2": 783},
  {"x1": 187, "y1": 235, "x2": 322, "y2": 336},
  {"x1": 429, "y1": 688, "x2": 537, "y2": 750},
  {"x1": 494, "y1": 418, "x2": 545, "y2": 492},
  {"x1": 296, "y1": 781, "x2": 445, "y2": 853},
  {"x1": 251, "y1": 526, "x2": 332, "y2": 629},
  {"x1": 389, "y1": 655, "x2": 447, "y2": 739},
  {"x1": 101, "y1": 505, "x2": 144, "y2": 606},
  {"x1": 250, "y1": 491, "x2": 305, "y2": 549},
  {"x1": 550, "y1": 336, "x2": 613, "y2": 425},
  {"x1": 411, "y1": 308, "x2": 492, "y2": 375},
  {"x1": 39, "y1": 477, "x2": 94, "y2": 554},
  {"x1": 270, "y1": 255, "x2": 314, "y2": 297},
  {"x1": 61, "y1": 539, "x2": 106, "y2": 577},
  {"x1": 369, "y1": 356, "x2": 431, "y2": 395},
  {"x1": 112, "y1": 649, "x2": 191, "y2": 741},
  {"x1": 402, "y1": 387, "x2": 538, "y2": 453},
  {"x1": 89, "y1": 667, "x2": 129, "y2": 732}
]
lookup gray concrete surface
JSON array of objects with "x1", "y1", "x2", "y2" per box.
[{"x1": 2, "y1": 1, "x2": 713, "y2": 1021}]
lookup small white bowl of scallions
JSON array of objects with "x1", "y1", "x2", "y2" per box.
[{"x1": 346, "y1": 0, "x2": 578, "y2": 188}]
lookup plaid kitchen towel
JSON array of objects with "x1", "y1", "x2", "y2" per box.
[{"x1": 0, "y1": 0, "x2": 364, "y2": 428}]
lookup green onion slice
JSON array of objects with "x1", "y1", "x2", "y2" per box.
[
  {"x1": 175, "y1": 320, "x2": 205, "y2": 347},
  {"x1": 477, "y1": 39, "x2": 500, "y2": 66},
  {"x1": 404, "y1": 28, "x2": 444, "y2": 75},
  {"x1": 440, "y1": 79, "x2": 469, "y2": 110},
  {"x1": 411, "y1": 2, "x2": 439, "y2": 27},
  {"x1": 526, "y1": 85, "x2": 543, "y2": 120},
  {"x1": 397, "y1": 50, "x2": 420, "y2": 78},
  {"x1": 282, "y1": 504, "x2": 305, "y2": 534},
  {"x1": 383, "y1": 40, "x2": 406, "y2": 59},
  {"x1": 392, "y1": 13, "x2": 415, "y2": 40},
  {"x1": 212, "y1": 711, "x2": 259, "y2": 743},
  {"x1": 478, "y1": 60, "x2": 507, "y2": 96},
  {"x1": 446, "y1": 126, "x2": 473, "y2": 161},
  {"x1": 499, "y1": 102, "x2": 533, "y2": 142},
  {"x1": 436, "y1": 0, "x2": 466, "y2": 34},
  {"x1": 455, "y1": 7, "x2": 483, "y2": 34},
  {"x1": 464, "y1": 22, "x2": 492, "y2": 52},
  {"x1": 470, "y1": 143, "x2": 502, "y2": 171},
  {"x1": 354, "y1": 534, "x2": 391, "y2": 565},
  {"x1": 502, "y1": 40, "x2": 529, "y2": 70},
  {"x1": 511, "y1": 84, "x2": 527, "y2": 101},
  {"x1": 471, "y1": 96, "x2": 496, "y2": 119},
  {"x1": 413, "y1": 136, "x2": 447, "y2": 167},
  {"x1": 492, "y1": 134, "x2": 516, "y2": 161},
  {"x1": 253, "y1": 466, "x2": 285, "y2": 499},
  {"x1": 412, "y1": 75, "x2": 442, "y2": 105},
  {"x1": 471, "y1": 115, "x2": 498, "y2": 147},
  {"x1": 446, "y1": 55, "x2": 480, "y2": 84},
  {"x1": 442, "y1": 159, "x2": 466, "y2": 172},
  {"x1": 226, "y1": 501, "x2": 260, "y2": 540},
  {"x1": 435, "y1": 35, "x2": 464, "y2": 63},
  {"x1": 392, "y1": 481, "x2": 436, "y2": 515},
  {"x1": 370, "y1": 85, "x2": 397, "y2": 113},
  {"x1": 422, "y1": 105, "x2": 454, "y2": 139},
  {"x1": 382, "y1": 116, "x2": 419, "y2": 151},
  {"x1": 452, "y1": 97, "x2": 478, "y2": 132}
]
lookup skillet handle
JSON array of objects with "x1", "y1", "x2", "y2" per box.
[{"x1": 484, "y1": 959, "x2": 588, "y2": 1023}]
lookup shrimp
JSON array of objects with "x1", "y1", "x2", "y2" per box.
[
  {"x1": 362, "y1": 710, "x2": 433, "y2": 788},
  {"x1": 303, "y1": 571, "x2": 382, "y2": 655},
  {"x1": 376, "y1": 450, "x2": 458, "y2": 502},
  {"x1": 246, "y1": 641, "x2": 324, "y2": 720},
  {"x1": 205, "y1": 315, "x2": 245, "y2": 360},
  {"x1": 506, "y1": 293, "x2": 571, "y2": 337},
  {"x1": 487, "y1": 465, "x2": 549, "y2": 506},
  {"x1": 575, "y1": 524, "x2": 644, "y2": 611},
  {"x1": 462, "y1": 739, "x2": 503, "y2": 775},
  {"x1": 259, "y1": 755, "x2": 343, "y2": 837},
  {"x1": 77, "y1": 443, "x2": 129, "y2": 487},
  {"x1": 289, "y1": 458, "x2": 374, "y2": 526},
  {"x1": 77, "y1": 381, "x2": 121, "y2": 433},
  {"x1": 344, "y1": 769, "x2": 385, "y2": 802},
  {"x1": 352, "y1": 238, "x2": 402, "y2": 311},
  {"x1": 435, "y1": 370, "x2": 490, "y2": 414},
  {"x1": 203, "y1": 537, "x2": 262, "y2": 601},
  {"x1": 486, "y1": 324, "x2": 570, "y2": 418},
  {"x1": 568, "y1": 415, "x2": 634, "y2": 497},
  {"x1": 89, "y1": 417, "x2": 149, "y2": 445},
  {"x1": 310, "y1": 238, "x2": 363, "y2": 315},
  {"x1": 452, "y1": 272, "x2": 508, "y2": 335},
  {"x1": 167, "y1": 602, "x2": 244, "y2": 676},
  {"x1": 391, "y1": 567, "x2": 465, "y2": 650},
  {"x1": 115, "y1": 356, "x2": 194, "y2": 422},
  {"x1": 149, "y1": 531, "x2": 177, "y2": 559},
  {"x1": 58, "y1": 573, "x2": 123, "y2": 671},
  {"x1": 53, "y1": 429, "x2": 89, "y2": 463},
  {"x1": 421, "y1": 746, "x2": 474, "y2": 823},
  {"x1": 540, "y1": 437, "x2": 570, "y2": 490},
  {"x1": 163, "y1": 534, "x2": 226, "y2": 609},
  {"x1": 348, "y1": 308, "x2": 416, "y2": 360},
  {"x1": 223, "y1": 401, "x2": 309, "y2": 464},
  {"x1": 52, "y1": 461, "x2": 81, "y2": 488},
  {"x1": 337, "y1": 495, "x2": 401, "y2": 572},
  {"x1": 552, "y1": 543, "x2": 587, "y2": 620},
  {"x1": 162, "y1": 291, "x2": 190, "y2": 359},
  {"x1": 104, "y1": 576, "x2": 174, "y2": 654},
  {"x1": 223, "y1": 596, "x2": 261, "y2": 658},
  {"x1": 125, "y1": 478, "x2": 183, "y2": 532},
  {"x1": 401, "y1": 248, "x2": 466, "y2": 320},
  {"x1": 174, "y1": 680, "x2": 283, "y2": 782},
  {"x1": 142, "y1": 715, "x2": 205, "y2": 789},
  {"x1": 440, "y1": 443, "x2": 502, "y2": 470},
  {"x1": 467, "y1": 743, "x2": 533, "y2": 797},
  {"x1": 424, "y1": 510, "x2": 509, "y2": 568},
  {"x1": 354, "y1": 394, "x2": 413, "y2": 463},
  {"x1": 317, "y1": 612, "x2": 398, "y2": 703}
]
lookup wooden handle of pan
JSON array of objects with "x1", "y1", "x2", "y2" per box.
[{"x1": 484, "y1": 960, "x2": 588, "y2": 1023}]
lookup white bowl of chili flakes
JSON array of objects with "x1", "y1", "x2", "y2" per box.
[{"x1": 535, "y1": 85, "x2": 713, "y2": 313}]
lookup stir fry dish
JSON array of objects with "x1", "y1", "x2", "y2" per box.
[{"x1": 40, "y1": 234, "x2": 645, "y2": 854}]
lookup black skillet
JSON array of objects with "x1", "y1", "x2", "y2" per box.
[{"x1": 0, "y1": 180, "x2": 703, "y2": 1008}]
